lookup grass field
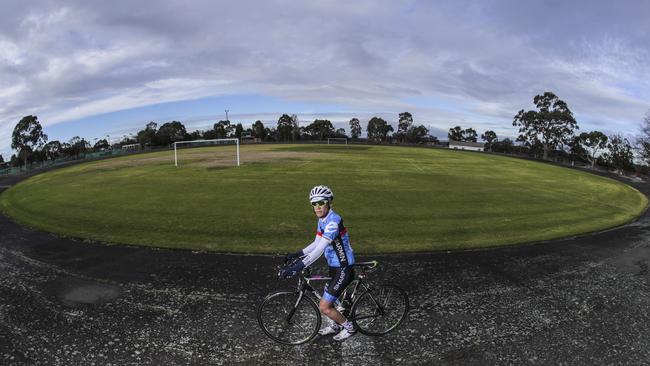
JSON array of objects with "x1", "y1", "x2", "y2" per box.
[{"x1": 0, "y1": 144, "x2": 647, "y2": 253}]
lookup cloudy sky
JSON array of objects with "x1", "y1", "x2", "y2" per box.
[{"x1": 1, "y1": 0, "x2": 649, "y2": 158}]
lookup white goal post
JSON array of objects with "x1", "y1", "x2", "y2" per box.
[
  {"x1": 327, "y1": 138, "x2": 348, "y2": 145},
  {"x1": 173, "y1": 138, "x2": 240, "y2": 167}
]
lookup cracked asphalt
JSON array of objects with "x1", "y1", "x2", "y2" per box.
[{"x1": 1, "y1": 169, "x2": 650, "y2": 365}]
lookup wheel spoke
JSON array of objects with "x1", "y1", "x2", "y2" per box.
[
  {"x1": 352, "y1": 285, "x2": 408, "y2": 336},
  {"x1": 382, "y1": 288, "x2": 393, "y2": 310},
  {"x1": 258, "y1": 291, "x2": 320, "y2": 345}
]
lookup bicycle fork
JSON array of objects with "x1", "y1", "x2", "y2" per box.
[{"x1": 285, "y1": 291, "x2": 305, "y2": 324}]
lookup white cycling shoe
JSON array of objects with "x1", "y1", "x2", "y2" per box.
[
  {"x1": 333, "y1": 327, "x2": 356, "y2": 342},
  {"x1": 318, "y1": 324, "x2": 342, "y2": 336}
]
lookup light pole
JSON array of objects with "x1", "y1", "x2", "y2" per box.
[{"x1": 225, "y1": 109, "x2": 229, "y2": 122}]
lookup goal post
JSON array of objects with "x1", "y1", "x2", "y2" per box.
[
  {"x1": 173, "y1": 138, "x2": 240, "y2": 167},
  {"x1": 327, "y1": 138, "x2": 348, "y2": 145}
]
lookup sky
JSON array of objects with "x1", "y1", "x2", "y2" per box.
[{"x1": 1, "y1": 0, "x2": 649, "y2": 159}]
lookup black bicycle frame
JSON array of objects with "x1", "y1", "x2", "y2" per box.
[{"x1": 284, "y1": 273, "x2": 384, "y2": 323}]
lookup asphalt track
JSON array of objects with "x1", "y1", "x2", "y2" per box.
[{"x1": 1, "y1": 168, "x2": 650, "y2": 365}]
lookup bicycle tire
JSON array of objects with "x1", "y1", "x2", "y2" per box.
[
  {"x1": 257, "y1": 290, "x2": 321, "y2": 345},
  {"x1": 350, "y1": 284, "x2": 409, "y2": 336}
]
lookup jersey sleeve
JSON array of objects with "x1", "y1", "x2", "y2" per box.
[
  {"x1": 320, "y1": 216, "x2": 340, "y2": 241},
  {"x1": 302, "y1": 235, "x2": 320, "y2": 255},
  {"x1": 301, "y1": 235, "x2": 331, "y2": 268}
]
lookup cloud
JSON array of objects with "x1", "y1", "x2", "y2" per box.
[{"x1": 1, "y1": 0, "x2": 649, "y2": 156}]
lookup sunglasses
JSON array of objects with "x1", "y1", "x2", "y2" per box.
[{"x1": 311, "y1": 200, "x2": 328, "y2": 207}]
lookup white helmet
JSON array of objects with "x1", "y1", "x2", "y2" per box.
[{"x1": 309, "y1": 185, "x2": 334, "y2": 203}]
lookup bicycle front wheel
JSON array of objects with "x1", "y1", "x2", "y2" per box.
[
  {"x1": 351, "y1": 284, "x2": 409, "y2": 336},
  {"x1": 257, "y1": 290, "x2": 321, "y2": 345}
]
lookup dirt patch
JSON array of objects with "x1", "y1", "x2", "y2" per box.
[
  {"x1": 86, "y1": 154, "x2": 174, "y2": 170},
  {"x1": 86, "y1": 149, "x2": 325, "y2": 170},
  {"x1": 189, "y1": 150, "x2": 323, "y2": 168}
]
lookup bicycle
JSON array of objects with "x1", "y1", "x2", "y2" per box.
[{"x1": 257, "y1": 260, "x2": 409, "y2": 345}]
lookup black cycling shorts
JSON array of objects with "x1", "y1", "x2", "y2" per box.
[{"x1": 323, "y1": 266, "x2": 355, "y2": 302}]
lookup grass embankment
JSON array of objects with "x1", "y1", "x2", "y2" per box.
[{"x1": 0, "y1": 144, "x2": 646, "y2": 253}]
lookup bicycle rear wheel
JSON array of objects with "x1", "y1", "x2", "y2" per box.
[
  {"x1": 257, "y1": 290, "x2": 321, "y2": 345},
  {"x1": 351, "y1": 284, "x2": 409, "y2": 336}
]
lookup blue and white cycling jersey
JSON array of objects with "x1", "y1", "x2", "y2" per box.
[
  {"x1": 299, "y1": 209, "x2": 355, "y2": 270},
  {"x1": 316, "y1": 210, "x2": 355, "y2": 267}
]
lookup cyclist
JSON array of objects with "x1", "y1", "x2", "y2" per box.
[{"x1": 280, "y1": 185, "x2": 356, "y2": 341}]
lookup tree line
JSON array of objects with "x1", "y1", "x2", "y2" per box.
[
  {"x1": 443, "y1": 92, "x2": 642, "y2": 175},
  {"x1": 107, "y1": 113, "x2": 434, "y2": 148},
  {"x1": 128, "y1": 112, "x2": 438, "y2": 146},
  {"x1": 4, "y1": 94, "x2": 650, "y2": 177},
  {"x1": 510, "y1": 92, "x2": 639, "y2": 175},
  {"x1": 4, "y1": 112, "x2": 442, "y2": 169},
  {"x1": 4, "y1": 115, "x2": 110, "y2": 168}
]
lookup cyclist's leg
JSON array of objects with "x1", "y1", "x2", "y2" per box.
[
  {"x1": 322, "y1": 266, "x2": 357, "y2": 341},
  {"x1": 319, "y1": 266, "x2": 354, "y2": 324},
  {"x1": 318, "y1": 267, "x2": 343, "y2": 336}
]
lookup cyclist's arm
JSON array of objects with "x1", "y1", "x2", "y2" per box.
[
  {"x1": 300, "y1": 220, "x2": 340, "y2": 267},
  {"x1": 300, "y1": 235, "x2": 331, "y2": 267},
  {"x1": 283, "y1": 235, "x2": 331, "y2": 276}
]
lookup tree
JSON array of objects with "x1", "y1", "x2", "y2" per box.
[
  {"x1": 492, "y1": 138, "x2": 514, "y2": 153},
  {"x1": 448, "y1": 126, "x2": 463, "y2": 141},
  {"x1": 156, "y1": 121, "x2": 187, "y2": 146},
  {"x1": 335, "y1": 128, "x2": 347, "y2": 138},
  {"x1": 572, "y1": 131, "x2": 608, "y2": 168},
  {"x1": 187, "y1": 130, "x2": 203, "y2": 140},
  {"x1": 252, "y1": 120, "x2": 267, "y2": 140},
  {"x1": 93, "y1": 139, "x2": 110, "y2": 151},
  {"x1": 68, "y1": 136, "x2": 90, "y2": 159},
  {"x1": 396, "y1": 112, "x2": 414, "y2": 142},
  {"x1": 30, "y1": 147, "x2": 46, "y2": 163},
  {"x1": 137, "y1": 129, "x2": 157, "y2": 147},
  {"x1": 304, "y1": 119, "x2": 335, "y2": 140},
  {"x1": 481, "y1": 130, "x2": 498, "y2": 151},
  {"x1": 636, "y1": 111, "x2": 650, "y2": 165},
  {"x1": 349, "y1": 118, "x2": 362, "y2": 139},
  {"x1": 42, "y1": 140, "x2": 63, "y2": 160},
  {"x1": 463, "y1": 128, "x2": 478, "y2": 142},
  {"x1": 405, "y1": 125, "x2": 429, "y2": 143},
  {"x1": 277, "y1": 114, "x2": 297, "y2": 141},
  {"x1": 203, "y1": 129, "x2": 218, "y2": 140},
  {"x1": 291, "y1": 114, "x2": 301, "y2": 141},
  {"x1": 12, "y1": 115, "x2": 48, "y2": 168},
  {"x1": 366, "y1": 117, "x2": 393, "y2": 143},
  {"x1": 137, "y1": 122, "x2": 157, "y2": 147},
  {"x1": 266, "y1": 127, "x2": 277, "y2": 141},
  {"x1": 234, "y1": 123, "x2": 244, "y2": 139},
  {"x1": 213, "y1": 120, "x2": 233, "y2": 139},
  {"x1": 10, "y1": 154, "x2": 19, "y2": 167},
  {"x1": 603, "y1": 134, "x2": 634, "y2": 174},
  {"x1": 58, "y1": 142, "x2": 71, "y2": 157},
  {"x1": 297, "y1": 126, "x2": 308, "y2": 140},
  {"x1": 513, "y1": 92, "x2": 579, "y2": 160},
  {"x1": 0, "y1": 154, "x2": 4, "y2": 163}
]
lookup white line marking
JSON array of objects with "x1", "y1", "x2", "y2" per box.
[{"x1": 406, "y1": 158, "x2": 425, "y2": 172}]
